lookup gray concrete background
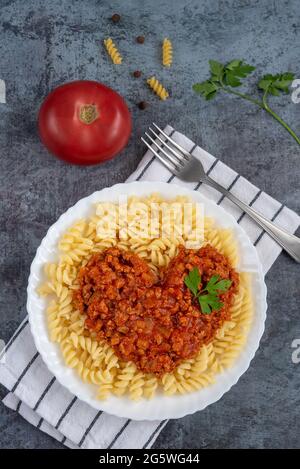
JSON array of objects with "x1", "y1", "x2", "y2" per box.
[{"x1": 0, "y1": 0, "x2": 300, "y2": 449}]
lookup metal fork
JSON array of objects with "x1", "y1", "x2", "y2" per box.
[{"x1": 141, "y1": 123, "x2": 300, "y2": 263}]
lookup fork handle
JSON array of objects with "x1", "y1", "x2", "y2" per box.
[{"x1": 203, "y1": 175, "x2": 300, "y2": 263}]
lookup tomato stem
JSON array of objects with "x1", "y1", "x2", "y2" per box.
[{"x1": 79, "y1": 104, "x2": 98, "y2": 124}]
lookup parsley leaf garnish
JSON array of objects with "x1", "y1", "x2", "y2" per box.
[
  {"x1": 184, "y1": 268, "x2": 232, "y2": 315},
  {"x1": 258, "y1": 72, "x2": 295, "y2": 95},
  {"x1": 224, "y1": 60, "x2": 255, "y2": 87},
  {"x1": 193, "y1": 60, "x2": 300, "y2": 146},
  {"x1": 193, "y1": 59, "x2": 255, "y2": 100},
  {"x1": 184, "y1": 267, "x2": 201, "y2": 297},
  {"x1": 198, "y1": 294, "x2": 223, "y2": 315},
  {"x1": 204, "y1": 275, "x2": 232, "y2": 294}
]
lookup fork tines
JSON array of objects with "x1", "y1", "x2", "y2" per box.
[{"x1": 141, "y1": 123, "x2": 189, "y2": 175}]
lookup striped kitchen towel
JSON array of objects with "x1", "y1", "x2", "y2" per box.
[{"x1": 0, "y1": 125, "x2": 299, "y2": 449}]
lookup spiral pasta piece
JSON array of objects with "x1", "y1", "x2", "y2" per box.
[
  {"x1": 60, "y1": 340, "x2": 79, "y2": 368},
  {"x1": 188, "y1": 346, "x2": 209, "y2": 376},
  {"x1": 129, "y1": 372, "x2": 145, "y2": 400},
  {"x1": 143, "y1": 376, "x2": 158, "y2": 399},
  {"x1": 162, "y1": 38, "x2": 173, "y2": 67},
  {"x1": 97, "y1": 369, "x2": 115, "y2": 400},
  {"x1": 46, "y1": 301, "x2": 68, "y2": 343},
  {"x1": 112, "y1": 362, "x2": 137, "y2": 396},
  {"x1": 161, "y1": 373, "x2": 177, "y2": 396},
  {"x1": 147, "y1": 76, "x2": 169, "y2": 100},
  {"x1": 103, "y1": 38, "x2": 122, "y2": 64},
  {"x1": 69, "y1": 333, "x2": 103, "y2": 360}
]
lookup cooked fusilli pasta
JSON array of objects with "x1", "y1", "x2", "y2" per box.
[
  {"x1": 129, "y1": 372, "x2": 145, "y2": 401},
  {"x1": 112, "y1": 362, "x2": 137, "y2": 396},
  {"x1": 38, "y1": 194, "x2": 253, "y2": 400}
]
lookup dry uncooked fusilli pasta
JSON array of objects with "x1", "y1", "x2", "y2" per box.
[
  {"x1": 147, "y1": 76, "x2": 169, "y2": 100},
  {"x1": 162, "y1": 38, "x2": 173, "y2": 67},
  {"x1": 104, "y1": 38, "x2": 122, "y2": 64},
  {"x1": 38, "y1": 194, "x2": 253, "y2": 401}
]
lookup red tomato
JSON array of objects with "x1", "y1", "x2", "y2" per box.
[{"x1": 38, "y1": 80, "x2": 132, "y2": 165}]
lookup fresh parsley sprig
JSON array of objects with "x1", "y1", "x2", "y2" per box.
[
  {"x1": 193, "y1": 60, "x2": 300, "y2": 146},
  {"x1": 184, "y1": 267, "x2": 232, "y2": 315}
]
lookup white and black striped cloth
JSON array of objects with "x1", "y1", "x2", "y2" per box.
[{"x1": 0, "y1": 125, "x2": 299, "y2": 449}]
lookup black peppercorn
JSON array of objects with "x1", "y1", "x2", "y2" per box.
[
  {"x1": 111, "y1": 13, "x2": 121, "y2": 23},
  {"x1": 138, "y1": 101, "x2": 148, "y2": 110}
]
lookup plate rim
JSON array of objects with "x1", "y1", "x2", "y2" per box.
[{"x1": 27, "y1": 181, "x2": 267, "y2": 420}]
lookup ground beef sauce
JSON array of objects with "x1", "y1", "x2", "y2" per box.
[{"x1": 73, "y1": 245, "x2": 239, "y2": 376}]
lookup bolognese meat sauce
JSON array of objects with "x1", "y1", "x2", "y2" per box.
[{"x1": 73, "y1": 245, "x2": 239, "y2": 376}]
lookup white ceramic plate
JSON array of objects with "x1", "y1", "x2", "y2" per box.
[{"x1": 27, "y1": 181, "x2": 267, "y2": 420}]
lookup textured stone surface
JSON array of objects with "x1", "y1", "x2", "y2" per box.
[{"x1": 0, "y1": 0, "x2": 300, "y2": 449}]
